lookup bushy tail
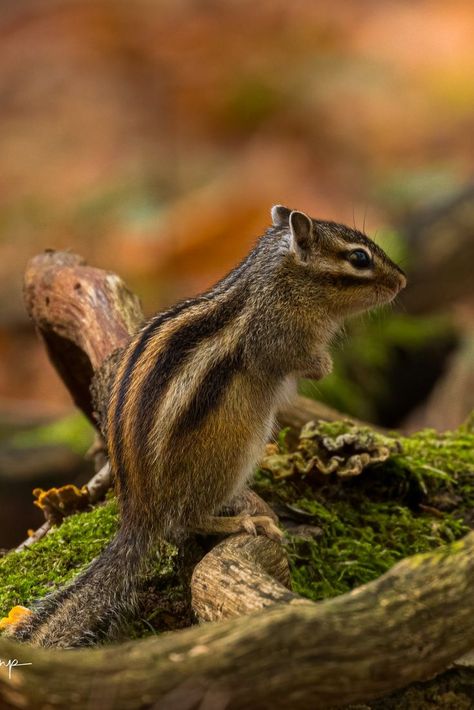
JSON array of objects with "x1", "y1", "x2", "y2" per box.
[{"x1": 11, "y1": 527, "x2": 152, "y2": 648}]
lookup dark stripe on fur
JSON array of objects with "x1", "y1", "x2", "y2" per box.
[
  {"x1": 133, "y1": 289, "x2": 247, "y2": 455},
  {"x1": 112, "y1": 300, "x2": 194, "y2": 491},
  {"x1": 320, "y1": 273, "x2": 375, "y2": 288},
  {"x1": 313, "y1": 219, "x2": 406, "y2": 276},
  {"x1": 174, "y1": 347, "x2": 244, "y2": 435},
  {"x1": 111, "y1": 237, "x2": 263, "y2": 489}
]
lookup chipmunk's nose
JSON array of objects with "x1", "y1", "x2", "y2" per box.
[
  {"x1": 397, "y1": 272, "x2": 407, "y2": 292},
  {"x1": 390, "y1": 271, "x2": 406, "y2": 296}
]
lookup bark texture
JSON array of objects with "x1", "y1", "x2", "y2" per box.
[
  {"x1": 23, "y1": 250, "x2": 143, "y2": 423},
  {"x1": 2, "y1": 249, "x2": 473, "y2": 709},
  {"x1": 2, "y1": 534, "x2": 474, "y2": 709}
]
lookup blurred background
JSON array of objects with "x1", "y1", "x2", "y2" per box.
[{"x1": 0, "y1": 0, "x2": 473, "y2": 547}]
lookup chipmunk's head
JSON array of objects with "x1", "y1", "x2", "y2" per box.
[{"x1": 271, "y1": 205, "x2": 406, "y2": 317}]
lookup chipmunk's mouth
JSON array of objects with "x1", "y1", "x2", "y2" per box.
[{"x1": 375, "y1": 285, "x2": 401, "y2": 305}]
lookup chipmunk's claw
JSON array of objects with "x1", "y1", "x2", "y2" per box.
[{"x1": 240, "y1": 515, "x2": 283, "y2": 542}]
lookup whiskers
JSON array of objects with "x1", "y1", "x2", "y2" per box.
[
  {"x1": 351, "y1": 204, "x2": 370, "y2": 237},
  {"x1": 299, "y1": 375, "x2": 322, "y2": 402},
  {"x1": 392, "y1": 293, "x2": 407, "y2": 313},
  {"x1": 332, "y1": 324, "x2": 348, "y2": 348}
]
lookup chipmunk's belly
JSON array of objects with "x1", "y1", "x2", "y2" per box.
[
  {"x1": 155, "y1": 374, "x2": 297, "y2": 525},
  {"x1": 227, "y1": 374, "x2": 297, "y2": 500}
]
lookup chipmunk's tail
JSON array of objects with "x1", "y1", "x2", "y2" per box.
[{"x1": 10, "y1": 524, "x2": 153, "y2": 648}]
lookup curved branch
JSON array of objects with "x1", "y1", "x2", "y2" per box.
[
  {"x1": 23, "y1": 250, "x2": 142, "y2": 423},
  {"x1": 3, "y1": 533, "x2": 474, "y2": 708},
  {"x1": 192, "y1": 535, "x2": 293, "y2": 622},
  {"x1": 277, "y1": 393, "x2": 382, "y2": 432}
]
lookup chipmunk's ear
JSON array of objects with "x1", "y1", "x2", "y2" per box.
[
  {"x1": 271, "y1": 204, "x2": 292, "y2": 227},
  {"x1": 289, "y1": 210, "x2": 313, "y2": 260}
]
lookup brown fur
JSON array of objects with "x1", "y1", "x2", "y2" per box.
[{"x1": 11, "y1": 206, "x2": 406, "y2": 647}]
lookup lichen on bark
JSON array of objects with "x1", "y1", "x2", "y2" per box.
[{"x1": 257, "y1": 417, "x2": 474, "y2": 601}]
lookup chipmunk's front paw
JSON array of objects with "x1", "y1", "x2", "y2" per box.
[
  {"x1": 303, "y1": 351, "x2": 333, "y2": 380},
  {"x1": 240, "y1": 515, "x2": 283, "y2": 542}
]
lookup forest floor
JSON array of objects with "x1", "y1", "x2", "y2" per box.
[{"x1": 2, "y1": 417, "x2": 474, "y2": 707}]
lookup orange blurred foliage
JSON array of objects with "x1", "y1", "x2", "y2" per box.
[{"x1": 0, "y1": 0, "x2": 473, "y2": 407}]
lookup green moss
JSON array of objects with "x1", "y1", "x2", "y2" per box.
[
  {"x1": 256, "y1": 419, "x2": 474, "y2": 602},
  {"x1": 286, "y1": 495, "x2": 466, "y2": 602},
  {"x1": 0, "y1": 500, "x2": 183, "y2": 637},
  {"x1": 2, "y1": 418, "x2": 473, "y2": 642},
  {"x1": 0, "y1": 501, "x2": 118, "y2": 617}
]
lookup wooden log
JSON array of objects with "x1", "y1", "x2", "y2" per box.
[
  {"x1": 3, "y1": 533, "x2": 474, "y2": 708},
  {"x1": 191, "y1": 535, "x2": 293, "y2": 622},
  {"x1": 277, "y1": 393, "x2": 380, "y2": 432},
  {"x1": 23, "y1": 250, "x2": 143, "y2": 424}
]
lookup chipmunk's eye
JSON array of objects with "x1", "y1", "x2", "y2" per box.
[{"x1": 348, "y1": 249, "x2": 372, "y2": 269}]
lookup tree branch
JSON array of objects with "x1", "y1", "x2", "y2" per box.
[
  {"x1": 3, "y1": 533, "x2": 474, "y2": 708},
  {"x1": 23, "y1": 250, "x2": 142, "y2": 424}
]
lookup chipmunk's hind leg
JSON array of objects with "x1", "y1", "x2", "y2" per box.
[
  {"x1": 225, "y1": 487, "x2": 279, "y2": 522},
  {"x1": 191, "y1": 513, "x2": 282, "y2": 541}
]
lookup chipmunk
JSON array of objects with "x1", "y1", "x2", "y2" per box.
[{"x1": 11, "y1": 205, "x2": 406, "y2": 647}]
